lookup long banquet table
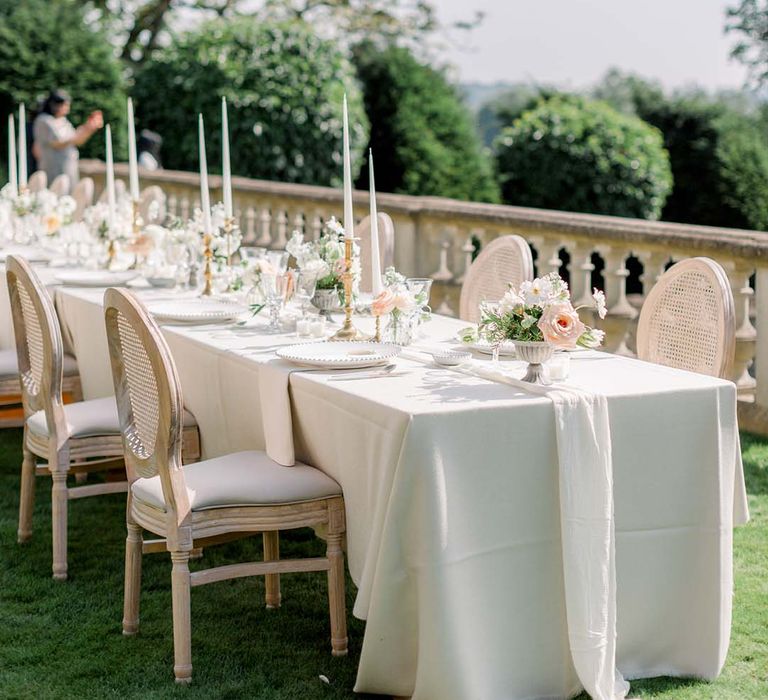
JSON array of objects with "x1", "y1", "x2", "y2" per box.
[{"x1": 54, "y1": 284, "x2": 748, "y2": 700}]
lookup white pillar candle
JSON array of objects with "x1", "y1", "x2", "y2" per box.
[
  {"x1": 198, "y1": 114, "x2": 212, "y2": 233},
  {"x1": 221, "y1": 97, "x2": 233, "y2": 219},
  {"x1": 105, "y1": 124, "x2": 116, "y2": 229},
  {"x1": 18, "y1": 103, "x2": 27, "y2": 188},
  {"x1": 342, "y1": 94, "x2": 354, "y2": 239},
  {"x1": 368, "y1": 149, "x2": 383, "y2": 295},
  {"x1": 126, "y1": 97, "x2": 140, "y2": 201},
  {"x1": 7, "y1": 114, "x2": 17, "y2": 195}
]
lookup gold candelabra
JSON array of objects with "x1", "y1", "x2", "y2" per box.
[
  {"x1": 330, "y1": 236, "x2": 367, "y2": 342},
  {"x1": 224, "y1": 216, "x2": 235, "y2": 292},
  {"x1": 201, "y1": 231, "x2": 214, "y2": 296},
  {"x1": 106, "y1": 239, "x2": 117, "y2": 269},
  {"x1": 374, "y1": 315, "x2": 381, "y2": 342}
]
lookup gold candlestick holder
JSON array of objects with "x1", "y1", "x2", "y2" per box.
[
  {"x1": 330, "y1": 236, "x2": 368, "y2": 342},
  {"x1": 374, "y1": 315, "x2": 381, "y2": 342},
  {"x1": 201, "y1": 231, "x2": 214, "y2": 296},
  {"x1": 224, "y1": 216, "x2": 235, "y2": 292},
  {"x1": 106, "y1": 238, "x2": 117, "y2": 269}
]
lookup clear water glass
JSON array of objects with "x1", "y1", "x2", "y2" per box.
[
  {"x1": 260, "y1": 272, "x2": 289, "y2": 333},
  {"x1": 294, "y1": 271, "x2": 318, "y2": 317}
]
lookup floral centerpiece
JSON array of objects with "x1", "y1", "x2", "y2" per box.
[
  {"x1": 286, "y1": 217, "x2": 359, "y2": 311},
  {"x1": 371, "y1": 267, "x2": 419, "y2": 344},
  {"x1": 479, "y1": 273, "x2": 607, "y2": 383}
]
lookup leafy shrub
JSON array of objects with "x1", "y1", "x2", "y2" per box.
[
  {"x1": 495, "y1": 96, "x2": 672, "y2": 220},
  {"x1": 353, "y1": 43, "x2": 500, "y2": 202},
  {"x1": 0, "y1": 0, "x2": 125, "y2": 163},
  {"x1": 637, "y1": 96, "x2": 768, "y2": 230},
  {"x1": 133, "y1": 19, "x2": 368, "y2": 187}
]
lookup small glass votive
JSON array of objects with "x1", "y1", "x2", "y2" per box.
[
  {"x1": 309, "y1": 316, "x2": 326, "y2": 338},
  {"x1": 296, "y1": 318, "x2": 311, "y2": 337},
  {"x1": 548, "y1": 352, "x2": 571, "y2": 381}
]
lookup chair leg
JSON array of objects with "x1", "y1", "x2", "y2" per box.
[
  {"x1": 17, "y1": 444, "x2": 36, "y2": 543},
  {"x1": 122, "y1": 521, "x2": 143, "y2": 635},
  {"x1": 170, "y1": 550, "x2": 193, "y2": 684},
  {"x1": 51, "y1": 470, "x2": 68, "y2": 581},
  {"x1": 326, "y1": 533, "x2": 348, "y2": 656},
  {"x1": 263, "y1": 531, "x2": 281, "y2": 609}
]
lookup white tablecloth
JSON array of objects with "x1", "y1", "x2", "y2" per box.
[{"x1": 55, "y1": 286, "x2": 748, "y2": 700}]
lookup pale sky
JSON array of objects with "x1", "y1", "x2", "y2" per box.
[{"x1": 432, "y1": 0, "x2": 749, "y2": 90}]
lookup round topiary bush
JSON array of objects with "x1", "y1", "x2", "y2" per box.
[
  {"x1": 0, "y1": 0, "x2": 126, "y2": 165},
  {"x1": 133, "y1": 18, "x2": 368, "y2": 187},
  {"x1": 495, "y1": 96, "x2": 672, "y2": 220},
  {"x1": 353, "y1": 42, "x2": 500, "y2": 202}
]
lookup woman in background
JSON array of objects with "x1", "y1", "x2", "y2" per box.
[{"x1": 32, "y1": 89, "x2": 103, "y2": 188}]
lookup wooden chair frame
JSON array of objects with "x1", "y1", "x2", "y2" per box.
[
  {"x1": 459, "y1": 234, "x2": 534, "y2": 323},
  {"x1": 637, "y1": 257, "x2": 735, "y2": 379},
  {"x1": 104, "y1": 288, "x2": 347, "y2": 683}
]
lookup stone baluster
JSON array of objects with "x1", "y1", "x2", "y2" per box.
[
  {"x1": 455, "y1": 235, "x2": 476, "y2": 285},
  {"x1": 244, "y1": 207, "x2": 257, "y2": 244},
  {"x1": 310, "y1": 211, "x2": 323, "y2": 239},
  {"x1": 530, "y1": 235, "x2": 563, "y2": 278},
  {"x1": 273, "y1": 209, "x2": 288, "y2": 250},
  {"x1": 727, "y1": 261, "x2": 757, "y2": 400},
  {"x1": 755, "y1": 266, "x2": 768, "y2": 409},
  {"x1": 257, "y1": 208, "x2": 272, "y2": 247},
  {"x1": 599, "y1": 246, "x2": 637, "y2": 356},
  {"x1": 431, "y1": 239, "x2": 454, "y2": 282},
  {"x1": 292, "y1": 209, "x2": 305, "y2": 238},
  {"x1": 570, "y1": 242, "x2": 596, "y2": 307},
  {"x1": 179, "y1": 196, "x2": 190, "y2": 222},
  {"x1": 167, "y1": 194, "x2": 177, "y2": 218}
]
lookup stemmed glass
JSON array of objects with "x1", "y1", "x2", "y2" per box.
[
  {"x1": 260, "y1": 271, "x2": 290, "y2": 333},
  {"x1": 294, "y1": 271, "x2": 318, "y2": 318},
  {"x1": 266, "y1": 250, "x2": 289, "y2": 275}
]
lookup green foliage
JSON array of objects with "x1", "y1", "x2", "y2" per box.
[
  {"x1": 353, "y1": 43, "x2": 500, "y2": 202},
  {"x1": 475, "y1": 84, "x2": 545, "y2": 147},
  {"x1": 494, "y1": 96, "x2": 672, "y2": 220},
  {"x1": 0, "y1": 0, "x2": 126, "y2": 162},
  {"x1": 132, "y1": 18, "x2": 368, "y2": 187},
  {"x1": 727, "y1": 0, "x2": 768, "y2": 86},
  {"x1": 638, "y1": 95, "x2": 768, "y2": 230}
]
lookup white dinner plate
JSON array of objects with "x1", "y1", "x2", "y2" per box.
[
  {"x1": 277, "y1": 341, "x2": 402, "y2": 368},
  {"x1": 147, "y1": 299, "x2": 244, "y2": 325},
  {"x1": 55, "y1": 270, "x2": 139, "y2": 287}
]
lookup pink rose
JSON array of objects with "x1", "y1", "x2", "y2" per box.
[
  {"x1": 392, "y1": 292, "x2": 416, "y2": 313},
  {"x1": 537, "y1": 302, "x2": 585, "y2": 349},
  {"x1": 371, "y1": 289, "x2": 396, "y2": 317}
]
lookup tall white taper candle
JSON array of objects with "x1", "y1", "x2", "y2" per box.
[
  {"x1": 126, "y1": 98, "x2": 139, "y2": 200},
  {"x1": 198, "y1": 114, "x2": 212, "y2": 234},
  {"x1": 342, "y1": 94, "x2": 354, "y2": 239},
  {"x1": 18, "y1": 104, "x2": 27, "y2": 188},
  {"x1": 221, "y1": 97, "x2": 232, "y2": 219},
  {"x1": 368, "y1": 149, "x2": 383, "y2": 295},
  {"x1": 105, "y1": 124, "x2": 116, "y2": 229},
  {"x1": 7, "y1": 114, "x2": 17, "y2": 195}
]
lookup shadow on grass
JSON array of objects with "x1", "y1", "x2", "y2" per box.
[{"x1": 740, "y1": 432, "x2": 768, "y2": 495}]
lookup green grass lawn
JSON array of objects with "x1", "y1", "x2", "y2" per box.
[{"x1": 0, "y1": 428, "x2": 766, "y2": 699}]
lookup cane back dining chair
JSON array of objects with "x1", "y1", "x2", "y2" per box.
[
  {"x1": 104, "y1": 287, "x2": 348, "y2": 683},
  {"x1": 71, "y1": 177, "x2": 94, "y2": 222},
  {"x1": 636, "y1": 257, "x2": 735, "y2": 379},
  {"x1": 459, "y1": 234, "x2": 534, "y2": 323},
  {"x1": 27, "y1": 170, "x2": 47, "y2": 193},
  {"x1": 5, "y1": 256, "x2": 201, "y2": 580},
  {"x1": 356, "y1": 212, "x2": 395, "y2": 294},
  {"x1": 49, "y1": 174, "x2": 70, "y2": 196}
]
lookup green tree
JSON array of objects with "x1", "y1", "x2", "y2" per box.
[
  {"x1": 0, "y1": 0, "x2": 126, "y2": 164},
  {"x1": 353, "y1": 43, "x2": 500, "y2": 202},
  {"x1": 638, "y1": 95, "x2": 768, "y2": 230},
  {"x1": 132, "y1": 18, "x2": 368, "y2": 187},
  {"x1": 494, "y1": 96, "x2": 672, "y2": 220},
  {"x1": 727, "y1": 0, "x2": 768, "y2": 85}
]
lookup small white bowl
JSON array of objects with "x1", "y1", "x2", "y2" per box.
[
  {"x1": 431, "y1": 350, "x2": 471, "y2": 367},
  {"x1": 146, "y1": 276, "x2": 176, "y2": 289}
]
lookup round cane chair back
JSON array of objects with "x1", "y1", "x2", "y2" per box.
[
  {"x1": 49, "y1": 174, "x2": 70, "y2": 196},
  {"x1": 27, "y1": 171, "x2": 47, "y2": 193},
  {"x1": 139, "y1": 185, "x2": 166, "y2": 224},
  {"x1": 637, "y1": 257, "x2": 735, "y2": 379},
  {"x1": 459, "y1": 235, "x2": 534, "y2": 323},
  {"x1": 5, "y1": 256, "x2": 65, "y2": 432},
  {"x1": 357, "y1": 212, "x2": 395, "y2": 294},
  {"x1": 104, "y1": 288, "x2": 190, "y2": 522},
  {"x1": 97, "y1": 178, "x2": 126, "y2": 204},
  {"x1": 72, "y1": 177, "x2": 94, "y2": 222}
]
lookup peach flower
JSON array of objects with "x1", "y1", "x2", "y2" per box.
[
  {"x1": 392, "y1": 292, "x2": 416, "y2": 313},
  {"x1": 537, "y1": 302, "x2": 586, "y2": 349},
  {"x1": 43, "y1": 213, "x2": 62, "y2": 235},
  {"x1": 371, "y1": 289, "x2": 396, "y2": 317}
]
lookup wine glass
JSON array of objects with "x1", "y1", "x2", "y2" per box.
[
  {"x1": 260, "y1": 272, "x2": 290, "y2": 333},
  {"x1": 266, "y1": 250, "x2": 290, "y2": 275},
  {"x1": 294, "y1": 271, "x2": 318, "y2": 318}
]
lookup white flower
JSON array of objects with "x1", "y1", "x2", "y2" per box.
[
  {"x1": 498, "y1": 287, "x2": 524, "y2": 314},
  {"x1": 520, "y1": 276, "x2": 554, "y2": 306},
  {"x1": 57, "y1": 195, "x2": 76, "y2": 216},
  {"x1": 325, "y1": 216, "x2": 345, "y2": 237},
  {"x1": 592, "y1": 288, "x2": 607, "y2": 319}
]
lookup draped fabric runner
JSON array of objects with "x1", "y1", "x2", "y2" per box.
[{"x1": 261, "y1": 350, "x2": 630, "y2": 699}]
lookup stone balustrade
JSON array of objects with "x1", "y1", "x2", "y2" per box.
[{"x1": 79, "y1": 159, "x2": 768, "y2": 434}]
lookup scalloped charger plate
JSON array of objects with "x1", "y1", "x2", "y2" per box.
[{"x1": 277, "y1": 341, "x2": 402, "y2": 368}]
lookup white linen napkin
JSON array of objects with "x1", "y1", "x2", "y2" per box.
[{"x1": 258, "y1": 358, "x2": 300, "y2": 466}]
